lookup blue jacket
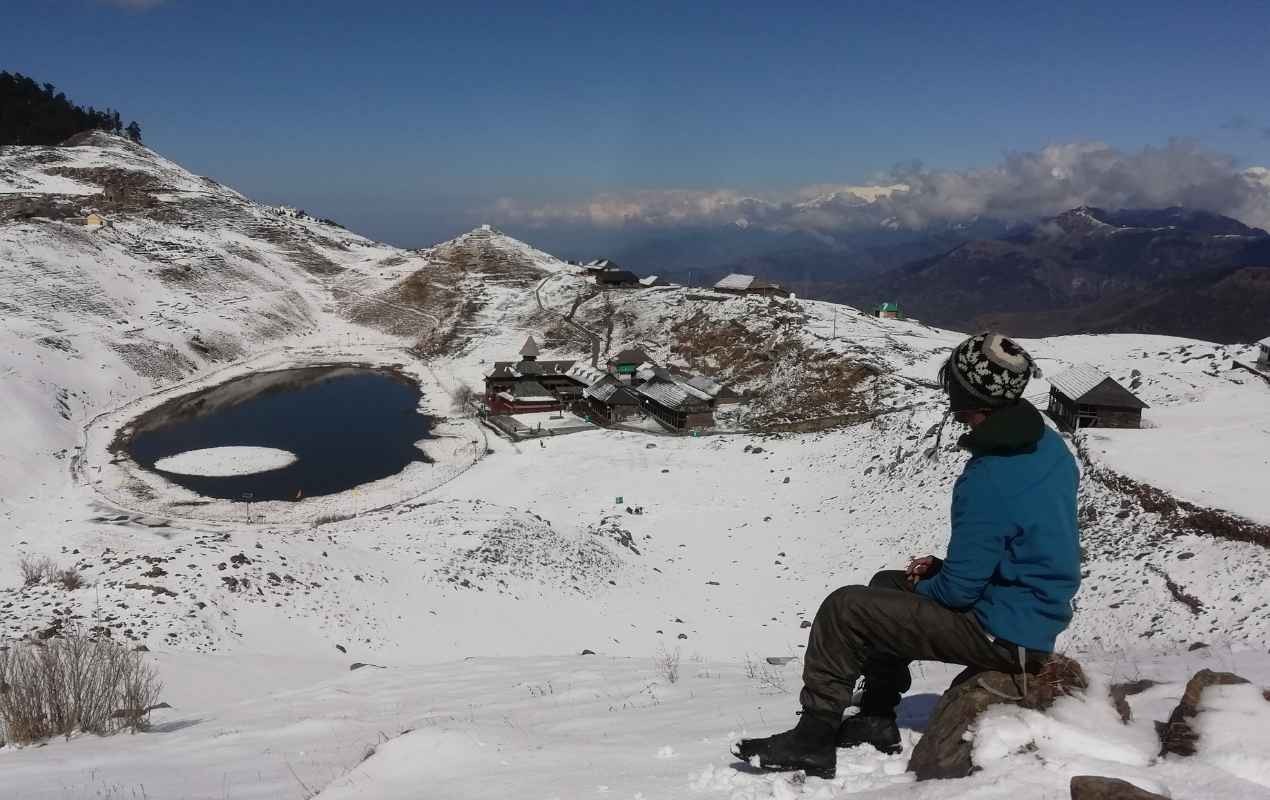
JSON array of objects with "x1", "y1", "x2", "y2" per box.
[{"x1": 915, "y1": 401, "x2": 1081, "y2": 652}]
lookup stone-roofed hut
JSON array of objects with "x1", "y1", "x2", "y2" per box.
[
  {"x1": 595, "y1": 269, "x2": 642, "y2": 288},
  {"x1": 635, "y1": 369, "x2": 715, "y2": 431},
  {"x1": 583, "y1": 375, "x2": 642, "y2": 423},
  {"x1": 713, "y1": 273, "x2": 789, "y2": 298},
  {"x1": 1046, "y1": 364, "x2": 1148, "y2": 432}
]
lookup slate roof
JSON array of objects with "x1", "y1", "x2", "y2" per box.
[
  {"x1": 566, "y1": 363, "x2": 607, "y2": 387},
  {"x1": 714, "y1": 273, "x2": 786, "y2": 293},
  {"x1": 683, "y1": 374, "x2": 723, "y2": 398},
  {"x1": 585, "y1": 376, "x2": 640, "y2": 405},
  {"x1": 505, "y1": 380, "x2": 555, "y2": 402},
  {"x1": 487, "y1": 359, "x2": 576, "y2": 379},
  {"x1": 878, "y1": 301, "x2": 899, "y2": 312},
  {"x1": 1049, "y1": 364, "x2": 1148, "y2": 409},
  {"x1": 609, "y1": 347, "x2": 653, "y2": 366},
  {"x1": 636, "y1": 377, "x2": 711, "y2": 411},
  {"x1": 595, "y1": 270, "x2": 641, "y2": 284},
  {"x1": 715, "y1": 273, "x2": 756, "y2": 291}
]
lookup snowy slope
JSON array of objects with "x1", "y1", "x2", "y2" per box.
[{"x1": 2, "y1": 136, "x2": 1270, "y2": 798}]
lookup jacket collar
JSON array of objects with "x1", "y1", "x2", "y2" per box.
[{"x1": 958, "y1": 399, "x2": 1046, "y2": 455}]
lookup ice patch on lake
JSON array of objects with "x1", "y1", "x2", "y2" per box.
[{"x1": 154, "y1": 446, "x2": 298, "y2": 477}]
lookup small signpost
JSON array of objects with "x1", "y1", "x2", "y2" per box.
[{"x1": 241, "y1": 491, "x2": 254, "y2": 524}]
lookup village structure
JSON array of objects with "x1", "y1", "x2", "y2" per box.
[
  {"x1": 712, "y1": 273, "x2": 790, "y2": 298},
  {"x1": 874, "y1": 301, "x2": 901, "y2": 319},
  {"x1": 1045, "y1": 364, "x2": 1148, "y2": 431},
  {"x1": 482, "y1": 336, "x2": 737, "y2": 438},
  {"x1": 1257, "y1": 336, "x2": 1270, "y2": 370}
]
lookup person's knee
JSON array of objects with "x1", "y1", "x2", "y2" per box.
[
  {"x1": 818, "y1": 584, "x2": 869, "y2": 616},
  {"x1": 868, "y1": 569, "x2": 907, "y2": 590}
]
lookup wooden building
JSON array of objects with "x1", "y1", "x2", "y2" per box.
[
  {"x1": 1257, "y1": 336, "x2": 1270, "y2": 369},
  {"x1": 583, "y1": 375, "x2": 642, "y2": 423},
  {"x1": 483, "y1": 336, "x2": 582, "y2": 413},
  {"x1": 606, "y1": 347, "x2": 653, "y2": 380},
  {"x1": 595, "y1": 269, "x2": 642, "y2": 288},
  {"x1": 875, "y1": 301, "x2": 900, "y2": 319},
  {"x1": 488, "y1": 380, "x2": 561, "y2": 415},
  {"x1": 713, "y1": 273, "x2": 789, "y2": 298},
  {"x1": 1046, "y1": 364, "x2": 1148, "y2": 432},
  {"x1": 635, "y1": 370, "x2": 715, "y2": 431}
]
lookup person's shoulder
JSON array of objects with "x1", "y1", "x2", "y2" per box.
[{"x1": 1036, "y1": 426, "x2": 1077, "y2": 463}]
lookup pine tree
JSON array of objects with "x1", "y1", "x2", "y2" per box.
[{"x1": 125, "y1": 121, "x2": 142, "y2": 144}]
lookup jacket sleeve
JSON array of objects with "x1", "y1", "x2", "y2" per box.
[{"x1": 914, "y1": 461, "x2": 1009, "y2": 609}]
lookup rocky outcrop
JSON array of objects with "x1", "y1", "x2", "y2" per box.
[
  {"x1": 1070, "y1": 775, "x2": 1168, "y2": 800},
  {"x1": 908, "y1": 655, "x2": 1088, "y2": 780},
  {"x1": 1156, "y1": 669, "x2": 1249, "y2": 757},
  {"x1": 1109, "y1": 679, "x2": 1158, "y2": 724}
]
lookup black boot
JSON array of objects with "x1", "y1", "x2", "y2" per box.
[
  {"x1": 836, "y1": 713, "x2": 902, "y2": 754},
  {"x1": 731, "y1": 709, "x2": 839, "y2": 779}
]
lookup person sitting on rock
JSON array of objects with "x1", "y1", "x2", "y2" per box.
[{"x1": 733, "y1": 332, "x2": 1081, "y2": 779}]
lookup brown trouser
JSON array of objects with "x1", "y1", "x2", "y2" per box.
[{"x1": 799, "y1": 570, "x2": 1035, "y2": 716}]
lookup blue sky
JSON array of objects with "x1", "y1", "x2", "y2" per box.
[{"x1": 5, "y1": 0, "x2": 1270, "y2": 245}]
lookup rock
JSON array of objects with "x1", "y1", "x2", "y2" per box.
[
  {"x1": 677, "y1": 633, "x2": 688, "y2": 640},
  {"x1": 580, "y1": 649, "x2": 596, "y2": 655},
  {"x1": 349, "y1": 662, "x2": 386, "y2": 671},
  {"x1": 1156, "y1": 668, "x2": 1249, "y2": 757},
  {"x1": 133, "y1": 644, "x2": 150, "y2": 653},
  {"x1": 908, "y1": 654, "x2": 1088, "y2": 781},
  {"x1": 1109, "y1": 679, "x2": 1158, "y2": 723},
  {"x1": 1187, "y1": 641, "x2": 1208, "y2": 651},
  {"x1": 1070, "y1": 776, "x2": 1168, "y2": 799},
  {"x1": 335, "y1": 644, "x2": 347, "y2": 653},
  {"x1": 765, "y1": 656, "x2": 796, "y2": 665},
  {"x1": 782, "y1": 476, "x2": 790, "y2": 484},
  {"x1": 799, "y1": 620, "x2": 812, "y2": 629}
]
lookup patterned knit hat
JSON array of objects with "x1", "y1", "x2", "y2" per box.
[{"x1": 938, "y1": 333, "x2": 1039, "y2": 411}]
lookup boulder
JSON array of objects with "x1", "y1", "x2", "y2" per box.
[
  {"x1": 1109, "y1": 678, "x2": 1158, "y2": 723},
  {"x1": 907, "y1": 655, "x2": 1088, "y2": 781},
  {"x1": 1070, "y1": 776, "x2": 1169, "y2": 799},
  {"x1": 1156, "y1": 668, "x2": 1249, "y2": 757}
]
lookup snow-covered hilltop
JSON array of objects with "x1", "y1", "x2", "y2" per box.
[{"x1": 2, "y1": 136, "x2": 1270, "y2": 798}]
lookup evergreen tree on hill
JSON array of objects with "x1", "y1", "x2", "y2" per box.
[{"x1": 0, "y1": 71, "x2": 144, "y2": 146}]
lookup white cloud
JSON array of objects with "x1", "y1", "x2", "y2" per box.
[{"x1": 493, "y1": 141, "x2": 1270, "y2": 233}]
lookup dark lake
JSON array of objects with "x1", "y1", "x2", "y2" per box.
[{"x1": 122, "y1": 365, "x2": 433, "y2": 501}]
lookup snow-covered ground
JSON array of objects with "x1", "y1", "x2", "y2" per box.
[
  {"x1": 3, "y1": 649, "x2": 1268, "y2": 800},
  {"x1": 3, "y1": 135, "x2": 1270, "y2": 798}
]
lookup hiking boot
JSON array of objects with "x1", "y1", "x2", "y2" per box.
[
  {"x1": 731, "y1": 709, "x2": 838, "y2": 779},
  {"x1": 836, "y1": 713, "x2": 902, "y2": 754}
]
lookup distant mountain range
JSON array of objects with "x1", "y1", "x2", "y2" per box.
[
  {"x1": 567, "y1": 205, "x2": 1270, "y2": 343},
  {"x1": 853, "y1": 206, "x2": 1270, "y2": 343}
]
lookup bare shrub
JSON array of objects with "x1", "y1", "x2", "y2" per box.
[
  {"x1": 654, "y1": 645, "x2": 681, "y2": 684},
  {"x1": 18, "y1": 556, "x2": 56, "y2": 587},
  {"x1": 450, "y1": 384, "x2": 478, "y2": 415},
  {"x1": 0, "y1": 631, "x2": 163, "y2": 745},
  {"x1": 743, "y1": 654, "x2": 791, "y2": 693},
  {"x1": 56, "y1": 568, "x2": 84, "y2": 591}
]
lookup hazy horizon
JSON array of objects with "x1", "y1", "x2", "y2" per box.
[{"x1": 6, "y1": 0, "x2": 1270, "y2": 247}]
